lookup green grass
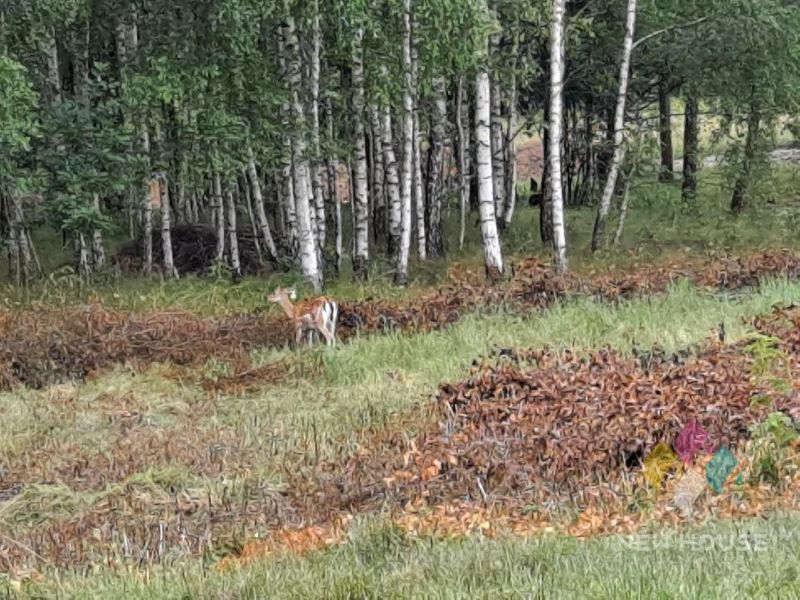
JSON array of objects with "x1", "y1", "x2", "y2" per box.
[
  {"x1": 2, "y1": 278, "x2": 800, "y2": 594},
  {"x1": 18, "y1": 513, "x2": 800, "y2": 598}
]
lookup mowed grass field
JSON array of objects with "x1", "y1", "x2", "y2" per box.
[{"x1": 1, "y1": 166, "x2": 800, "y2": 598}]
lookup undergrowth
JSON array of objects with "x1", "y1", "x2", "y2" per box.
[{"x1": 1, "y1": 165, "x2": 798, "y2": 314}]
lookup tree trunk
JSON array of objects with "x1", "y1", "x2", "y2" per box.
[
  {"x1": 159, "y1": 176, "x2": 178, "y2": 279},
  {"x1": 242, "y1": 174, "x2": 264, "y2": 264},
  {"x1": 44, "y1": 26, "x2": 62, "y2": 103},
  {"x1": 425, "y1": 76, "x2": 447, "y2": 258},
  {"x1": 591, "y1": 0, "x2": 637, "y2": 252},
  {"x1": 326, "y1": 100, "x2": 342, "y2": 276},
  {"x1": 658, "y1": 80, "x2": 674, "y2": 182},
  {"x1": 549, "y1": 0, "x2": 568, "y2": 272},
  {"x1": 475, "y1": 70, "x2": 504, "y2": 281},
  {"x1": 226, "y1": 186, "x2": 241, "y2": 277},
  {"x1": 213, "y1": 171, "x2": 225, "y2": 263},
  {"x1": 456, "y1": 76, "x2": 469, "y2": 250},
  {"x1": 489, "y1": 23, "x2": 506, "y2": 225},
  {"x1": 247, "y1": 154, "x2": 279, "y2": 260},
  {"x1": 410, "y1": 21, "x2": 426, "y2": 262},
  {"x1": 540, "y1": 133, "x2": 554, "y2": 245},
  {"x1": 92, "y1": 194, "x2": 106, "y2": 269},
  {"x1": 78, "y1": 234, "x2": 91, "y2": 281},
  {"x1": 395, "y1": 0, "x2": 414, "y2": 286},
  {"x1": 369, "y1": 106, "x2": 386, "y2": 245},
  {"x1": 277, "y1": 31, "x2": 298, "y2": 256},
  {"x1": 8, "y1": 193, "x2": 35, "y2": 284},
  {"x1": 681, "y1": 96, "x2": 698, "y2": 203},
  {"x1": 613, "y1": 175, "x2": 631, "y2": 245},
  {"x1": 283, "y1": 15, "x2": 322, "y2": 292},
  {"x1": 731, "y1": 108, "x2": 761, "y2": 213},
  {"x1": 311, "y1": 0, "x2": 326, "y2": 270},
  {"x1": 503, "y1": 39, "x2": 519, "y2": 230},
  {"x1": 382, "y1": 105, "x2": 402, "y2": 257},
  {"x1": 351, "y1": 27, "x2": 370, "y2": 281}
]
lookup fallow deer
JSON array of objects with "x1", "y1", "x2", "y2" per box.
[{"x1": 267, "y1": 287, "x2": 338, "y2": 347}]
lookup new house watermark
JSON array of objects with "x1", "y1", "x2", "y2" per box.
[{"x1": 617, "y1": 529, "x2": 796, "y2": 553}]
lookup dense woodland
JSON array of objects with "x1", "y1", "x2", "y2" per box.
[{"x1": 1, "y1": 0, "x2": 799, "y2": 291}]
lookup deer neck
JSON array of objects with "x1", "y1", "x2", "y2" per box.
[{"x1": 276, "y1": 296, "x2": 296, "y2": 320}]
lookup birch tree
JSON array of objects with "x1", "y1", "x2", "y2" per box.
[
  {"x1": 410, "y1": 18, "x2": 425, "y2": 261},
  {"x1": 591, "y1": 0, "x2": 638, "y2": 252},
  {"x1": 425, "y1": 76, "x2": 447, "y2": 257},
  {"x1": 283, "y1": 11, "x2": 322, "y2": 291},
  {"x1": 310, "y1": 0, "x2": 326, "y2": 268},
  {"x1": 351, "y1": 26, "x2": 370, "y2": 280},
  {"x1": 158, "y1": 174, "x2": 178, "y2": 278},
  {"x1": 681, "y1": 96, "x2": 698, "y2": 203},
  {"x1": 456, "y1": 76, "x2": 469, "y2": 250},
  {"x1": 488, "y1": 5, "x2": 506, "y2": 225},
  {"x1": 549, "y1": 0, "x2": 568, "y2": 273},
  {"x1": 395, "y1": 0, "x2": 414, "y2": 285},
  {"x1": 382, "y1": 104, "x2": 402, "y2": 257},
  {"x1": 475, "y1": 69, "x2": 504, "y2": 281},
  {"x1": 246, "y1": 151, "x2": 278, "y2": 260}
]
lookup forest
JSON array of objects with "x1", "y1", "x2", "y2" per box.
[
  {"x1": 2, "y1": 0, "x2": 800, "y2": 596},
  {"x1": 1, "y1": 0, "x2": 797, "y2": 289}
]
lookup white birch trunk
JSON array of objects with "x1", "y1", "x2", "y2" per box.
[
  {"x1": 325, "y1": 99, "x2": 342, "y2": 275},
  {"x1": 613, "y1": 176, "x2": 631, "y2": 246},
  {"x1": 395, "y1": 0, "x2": 414, "y2": 285},
  {"x1": 425, "y1": 76, "x2": 447, "y2": 257},
  {"x1": 550, "y1": 0, "x2": 568, "y2": 272},
  {"x1": 369, "y1": 105, "x2": 386, "y2": 242},
  {"x1": 383, "y1": 104, "x2": 402, "y2": 256},
  {"x1": 226, "y1": 186, "x2": 241, "y2": 277},
  {"x1": 78, "y1": 233, "x2": 91, "y2": 281},
  {"x1": 311, "y1": 0, "x2": 326, "y2": 268},
  {"x1": 213, "y1": 171, "x2": 226, "y2": 263},
  {"x1": 177, "y1": 156, "x2": 187, "y2": 223},
  {"x1": 284, "y1": 16, "x2": 322, "y2": 292},
  {"x1": 411, "y1": 28, "x2": 425, "y2": 261},
  {"x1": 351, "y1": 26, "x2": 370, "y2": 280},
  {"x1": 277, "y1": 30, "x2": 298, "y2": 255},
  {"x1": 591, "y1": 0, "x2": 637, "y2": 252},
  {"x1": 502, "y1": 35, "x2": 519, "y2": 229},
  {"x1": 242, "y1": 174, "x2": 264, "y2": 264},
  {"x1": 246, "y1": 153, "x2": 278, "y2": 260},
  {"x1": 159, "y1": 176, "x2": 178, "y2": 279},
  {"x1": 489, "y1": 17, "x2": 506, "y2": 223},
  {"x1": 456, "y1": 76, "x2": 469, "y2": 250},
  {"x1": 8, "y1": 193, "x2": 34, "y2": 284},
  {"x1": 92, "y1": 194, "x2": 106, "y2": 269},
  {"x1": 475, "y1": 70, "x2": 504, "y2": 280}
]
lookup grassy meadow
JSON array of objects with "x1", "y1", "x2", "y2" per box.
[{"x1": 1, "y1": 159, "x2": 800, "y2": 598}]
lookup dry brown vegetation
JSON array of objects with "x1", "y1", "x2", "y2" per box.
[{"x1": 2, "y1": 248, "x2": 800, "y2": 392}]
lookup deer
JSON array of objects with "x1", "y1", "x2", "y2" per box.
[{"x1": 267, "y1": 286, "x2": 339, "y2": 347}]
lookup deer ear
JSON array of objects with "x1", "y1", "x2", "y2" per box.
[{"x1": 289, "y1": 288, "x2": 297, "y2": 300}]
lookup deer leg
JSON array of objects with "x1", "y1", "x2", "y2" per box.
[
  {"x1": 295, "y1": 326, "x2": 303, "y2": 347},
  {"x1": 321, "y1": 326, "x2": 333, "y2": 347}
]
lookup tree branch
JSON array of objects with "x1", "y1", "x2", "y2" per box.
[{"x1": 631, "y1": 17, "x2": 709, "y2": 51}]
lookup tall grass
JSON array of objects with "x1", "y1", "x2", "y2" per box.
[{"x1": 25, "y1": 513, "x2": 800, "y2": 599}]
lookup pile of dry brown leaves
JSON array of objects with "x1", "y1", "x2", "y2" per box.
[
  {"x1": 283, "y1": 304, "x2": 800, "y2": 528},
  {"x1": 1, "y1": 248, "x2": 800, "y2": 391}
]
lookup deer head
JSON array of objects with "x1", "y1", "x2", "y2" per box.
[{"x1": 267, "y1": 286, "x2": 298, "y2": 304}]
